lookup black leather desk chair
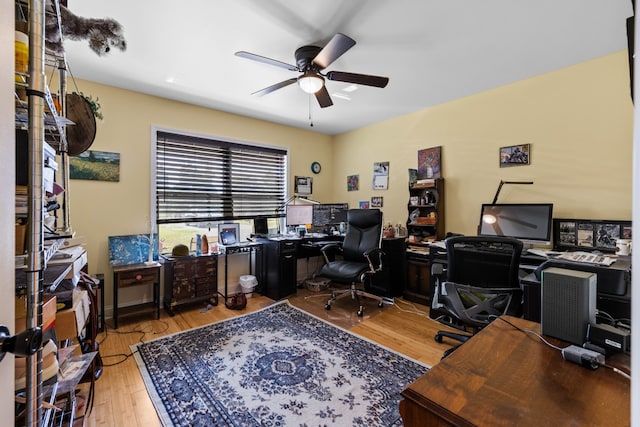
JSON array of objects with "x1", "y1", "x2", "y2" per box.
[{"x1": 318, "y1": 209, "x2": 391, "y2": 316}]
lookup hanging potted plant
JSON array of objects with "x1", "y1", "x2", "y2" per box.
[
  {"x1": 65, "y1": 91, "x2": 101, "y2": 156},
  {"x1": 74, "y1": 92, "x2": 103, "y2": 120}
]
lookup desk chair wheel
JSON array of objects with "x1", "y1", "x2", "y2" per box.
[
  {"x1": 357, "y1": 309, "x2": 364, "y2": 317},
  {"x1": 325, "y1": 303, "x2": 331, "y2": 310},
  {"x1": 435, "y1": 333, "x2": 444, "y2": 344}
]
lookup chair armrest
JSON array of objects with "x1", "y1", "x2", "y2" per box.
[
  {"x1": 363, "y1": 248, "x2": 386, "y2": 273},
  {"x1": 320, "y1": 242, "x2": 343, "y2": 263},
  {"x1": 431, "y1": 263, "x2": 444, "y2": 277}
]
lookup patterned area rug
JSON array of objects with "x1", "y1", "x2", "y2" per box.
[{"x1": 133, "y1": 301, "x2": 429, "y2": 426}]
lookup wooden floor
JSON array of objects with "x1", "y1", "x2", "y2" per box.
[{"x1": 83, "y1": 287, "x2": 459, "y2": 426}]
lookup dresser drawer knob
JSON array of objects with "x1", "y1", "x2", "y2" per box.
[{"x1": 136, "y1": 274, "x2": 143, "y2": 281}]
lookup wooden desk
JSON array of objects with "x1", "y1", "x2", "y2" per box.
[
  {"x1": 112, "y1": 262, "x2": 161, "y2": 329},
  {"x1": 400, "y1": 316, "x2": 630, "y2": 426}
]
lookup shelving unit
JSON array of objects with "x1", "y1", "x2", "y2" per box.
[
  {"x1": 14, "y1": 1, "x2": 78, "y2": 425},
  {"x1": 404, "y1": 178, "x2": 444, "y2": 305},
  {"x1": 406, "y1": 178, "x2": 444, "y2": 246}
]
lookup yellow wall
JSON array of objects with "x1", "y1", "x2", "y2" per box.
[
  {"x1": 68, "y1": 51, "x2": 632, "y2": 311},
  {"x1": 332, "y1": 52, "x2": 633, "y2": 235},
  {"x1": 66, "y1": 81, "x2": 332, "y2": 308}
]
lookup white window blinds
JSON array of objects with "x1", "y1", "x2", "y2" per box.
[{"x1": 156, "y1": 131, "x2": 287, "y2": 223}]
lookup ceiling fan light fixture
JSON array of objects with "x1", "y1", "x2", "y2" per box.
[{"x1": 298, "y1": 72, "x2": 324, "y2": 94}]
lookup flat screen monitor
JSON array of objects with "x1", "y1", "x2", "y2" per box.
[
  {"x1": 312, "y1": 203, "x2": 349, "y2": 227},
  {"x1": 286, "y1": 204, "x2": 314, "y2": 227},
  {"x1": 478, "y1": 203, "x2": 553, "y2": 246}
]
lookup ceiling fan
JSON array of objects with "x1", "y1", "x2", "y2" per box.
[{"x1": 235, "y1": 33, "x2": 389, "y2": 108}]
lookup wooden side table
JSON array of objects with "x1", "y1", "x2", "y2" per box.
[{"x1": 112, "y1": 262, "x2": 161, "y2": 329}]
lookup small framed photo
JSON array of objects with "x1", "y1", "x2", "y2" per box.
[
  {"x1": 347, "y1": 174, "x2": 359, "y2": 192},
  {"x1": 371, "y1": 196, "x2": 383, "y2": 208},
  {"x1": 499, "y1": 144, "x2": 530, "y2": 167},
  {"x1": 359, "y1": 201, "x2": 370, "y2": 209}
]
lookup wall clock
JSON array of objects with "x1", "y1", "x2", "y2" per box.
[{"x1": 311, "y1": 161, "x2": 322, "y2": 174}]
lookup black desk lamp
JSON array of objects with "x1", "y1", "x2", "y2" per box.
[{"x1": 491, "y1": 180, "x2": 533, "y2": 204}]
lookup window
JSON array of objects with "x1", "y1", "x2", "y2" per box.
[{"x1": 154, "y1": 130, "x2": 286, "y2": 250}]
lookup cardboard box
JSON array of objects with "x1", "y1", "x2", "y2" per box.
[
  {"x1": 15, "y1": 295, "x2": 56, "y2": 333},
  {"x1": 15, "y1": 222, "x2": 26, "y2": 255},
  {"x1": 55, "y1": 289, "x2": 90, "y2": 341}
]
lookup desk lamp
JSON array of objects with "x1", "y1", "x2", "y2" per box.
[
  {"x1": 491, "y1": 180, "x2": 533, "y2": 204},
  {"x1": 480, "y1": 181, "x2": 534, "y2": 234}
]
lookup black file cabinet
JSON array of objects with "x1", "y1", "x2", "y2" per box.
[
  {"x1": 369, "y1": 237, "x2": 407, "y2": 297},
  {"x1": 262, "y1": 239, "x2": 298, "y2": 300}
]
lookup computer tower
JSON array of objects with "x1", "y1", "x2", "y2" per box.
[{"x1": 541, "y1": 267, "x2": 596, "y2": 345}]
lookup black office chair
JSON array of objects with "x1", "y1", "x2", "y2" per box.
[
  {"x1": 432, "y1": 235, "x2": 523, "y2": 357},
  {"x1": 319, "y1": 209, "x2": 391, "y2": 317}
]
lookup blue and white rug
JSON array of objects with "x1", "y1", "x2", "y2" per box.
[{"x1": 133, "y1": 301, "x2": 429, "y2": 426}]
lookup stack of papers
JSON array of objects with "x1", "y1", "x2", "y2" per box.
[{"x1": 556, "y1": 251, "x2": 616, "y2": 266}]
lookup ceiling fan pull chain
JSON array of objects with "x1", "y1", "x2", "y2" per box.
[{"x1": 309, "y1": 95, "x2": 314, "y2": 127}]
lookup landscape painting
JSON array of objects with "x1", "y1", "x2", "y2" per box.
[{"x1": 70, "y1": 150, "x2": 120, "y2": 182}]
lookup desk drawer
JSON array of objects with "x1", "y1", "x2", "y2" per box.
[
  {"x1": 116, "y1": 269, "x2": 159, "y2": 288},
  {"x1": 196, "y1": 256, "x2": 217, "y2": 276},
  {"x1": 279, "y1": 240, "x2": 298, "y2": 254},
  {"x1": 172, "y1": 279, "x2": 196, "y2": 300},
  {"x1": 173, "y1": 260, "x2": 196, "y2": 280}
]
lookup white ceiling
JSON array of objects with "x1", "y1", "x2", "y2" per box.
[{"x1": 63, "y1": 0, "x2": 633, "y2": 135}]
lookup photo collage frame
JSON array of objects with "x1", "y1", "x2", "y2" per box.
[{"x1": 553, "y1": 218, "x2": 632, "y2": 253}]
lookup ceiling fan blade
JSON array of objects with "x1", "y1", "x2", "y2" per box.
[
  {"x1": 312, "y1": 33, "x2": 356, "y2": 69},
  {"x1": 235, "y1": 51, "x2": 298, "y2": 72},
  {"x1": 315, "y1": 86, "x2": 333, "y2": 108},
  {"x1": 326, "y1": 71, "x2": 389, "y2": 88},
  {"x1": 251, "y1": 78, "x2": 297, "y2": 97}
]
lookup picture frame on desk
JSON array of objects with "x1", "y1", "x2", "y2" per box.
[{"x1": 553, "y1": 218, "x2": 632, "y2": 253}]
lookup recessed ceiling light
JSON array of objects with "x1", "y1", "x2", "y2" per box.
[
  {"x1": 342, "y1": 85, "x2": 358, "y2": 93},
  {"x1": 332, "y1": 93, "x2": 351, "y2": 101},
  {"x1": 166, "y1": 76, "x2": 175, "y2": 83}
]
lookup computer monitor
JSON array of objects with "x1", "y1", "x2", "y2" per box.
[
  {"x1": 478, "y1": 203, "x2": 553, "y2": 247},
  {"x1": 253, "y1": 218, "x2": 268, "y2": 236},
  {"x1": 312, "y1": 203, "x2": 349, "y2": 228},
  {"x1": 285, "y1": 204, "x2": 314, "y2": 227}
]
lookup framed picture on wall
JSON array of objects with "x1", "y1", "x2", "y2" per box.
[
  {"x1": 499, "y1": 144, "x2": 530, "y2": 167},
  {"x1": 417, "y1": 146, "x2": 441, "y2": 179},
  {"x1": 347, "y1": 174, "x2": 359, "y2": 191},
  {"x1": 371, "y1": 196, "x2": 383, "y2": 207},
  {"x1": 70, "y1": 150, "x2": 120, "y2": 181}
]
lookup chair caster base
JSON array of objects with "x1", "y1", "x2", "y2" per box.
[
  {"x1": 435, "y1": 334, "x2": 443, "y2": 343},
  {"x1": 325, "y1": 304, "x2": 331, "y2": 310},
  {"x1": 357, "y1": 309, "x2": 364, "y2": 317}
]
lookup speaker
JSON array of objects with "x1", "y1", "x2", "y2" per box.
[{"x1": 541, "y1": 267, "x2": 596, "y2": 345}]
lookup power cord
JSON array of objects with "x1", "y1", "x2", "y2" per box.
[
  {"x1": 492, "y1": 316, "x2": 630, "y2": 380},
  {"x1": 97, "y1": 319, "x2": 170, "y2": 366}
]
